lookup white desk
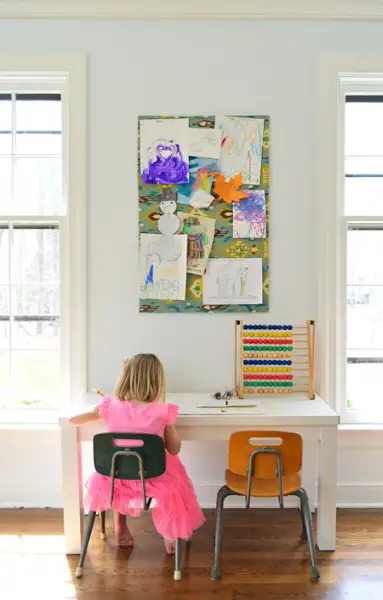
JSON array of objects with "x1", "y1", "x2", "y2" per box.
[{"x1": 58, "y1": 393, "x2": 339, "y2": 555}]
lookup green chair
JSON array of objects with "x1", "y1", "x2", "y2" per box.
[{"x1": 75, "y1": 432, "x2": 183, "y2": 581}]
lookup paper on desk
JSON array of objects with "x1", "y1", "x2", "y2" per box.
[{"x1": 195, "y1": 402, "x2": 263, "y2": 415}]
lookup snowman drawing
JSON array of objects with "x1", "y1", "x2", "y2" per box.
[{"x1": 157, "y1": 188, "x2": 181, "y2": 261}]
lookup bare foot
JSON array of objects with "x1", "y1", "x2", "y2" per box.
[
  {"x1": 114, "y1": 512, "x2": 134, "y2": 548},
  {"x1": 164, "y1": 539, "x2": 175, "y2": 555}
]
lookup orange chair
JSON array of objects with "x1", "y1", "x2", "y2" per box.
[{"x1": 210, "y1": 431, "x2": 320, "y2": 582}]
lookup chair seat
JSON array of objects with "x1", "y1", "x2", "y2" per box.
[{"x1": 225, "y1": 469, "x2": 301, "y2": 497}]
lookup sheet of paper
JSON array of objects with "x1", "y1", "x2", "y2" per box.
[
  {"x1": 140, "y1": 233, "x2": 188, "y2": 301},
  {"x1": 190, "y1": 189, "x2": 214, "y2": 209},
  {"x1": 195, "y1": 401, "x2": 263, "y2": 415},
  {"x1": 203, "y1": 258, "x2": 263, "y2": 305},
  {"x1": 177, "y1": 156, "x2": 218, "y2": 205},
  {"x1": 178, "y1": 212, "x2": 216, "y2": 276},
  {"x1": 233, "y1": 190, "x2": 266, "y2": 239},
  {"x1": 140, "y1": 118, "x2": 189, "y2": 184},
  {"x1": 188, "y1": 127, "x2": 221, "y2": 159},
  {"x1": 215, "y1": 116, "x2": 264, "y2": 185}
]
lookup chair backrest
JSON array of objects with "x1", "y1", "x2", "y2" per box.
[
  {"x1": 93, "y1": 433, "x2": 166, "y2": 480},
  {"x1": 228, "y1": 430, "x2": 302, "y2": 479}
]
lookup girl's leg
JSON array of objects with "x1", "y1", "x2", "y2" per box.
[
  {"x1": 164, "y1": 539, "x2": 175, "y2": 554},
  {"x1": 113, "y1": 511, "x2": 134, "y2": 548}
]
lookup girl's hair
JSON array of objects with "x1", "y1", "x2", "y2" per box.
[{"x1": 114, "y1": 354, "x2": 165, "y2": 403}]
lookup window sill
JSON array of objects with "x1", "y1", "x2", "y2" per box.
[
  {"x1": 339, "y1": 423, "x2": 383, "y2": 431},
  {"x1": 0, "y1": 409, "x2": 59, "y2": 430}
]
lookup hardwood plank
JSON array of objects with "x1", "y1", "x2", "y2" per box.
[{"x1": 0, "y1": 508, "x2": 382, "y2": 599}]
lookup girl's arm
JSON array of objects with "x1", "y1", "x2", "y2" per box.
[
  {"x1": 164, "y1": 424, "x2": 181, "y2": 455},
  {"x1": 69, "y1": 406, "x2": 100, "y2": 425}
]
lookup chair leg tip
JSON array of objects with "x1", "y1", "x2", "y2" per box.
[
  {"x1": 210, "y1": 567, "x2": 221, "y2": 580},
  {"x1": 311, "y1": 567, "x2": 320, "y2": 582},
  {"x1": 173, "y1": 570, "x2": 181, "y2": 581},
  {"x1": 75, "y1": 567, "x2": 83, "y2": 578},
  {"x1": 100, "y1": 533, "x2": 107, "y2": 540}
]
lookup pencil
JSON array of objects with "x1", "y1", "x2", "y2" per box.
[{"x1": 92, "y1": 388, "x2": 104, "y2": 397}]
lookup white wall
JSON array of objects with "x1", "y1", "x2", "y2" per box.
[{"x1": 0, "y1": 18, "x2": 382, "y2": 507}]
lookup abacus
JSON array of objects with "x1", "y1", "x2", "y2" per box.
[{"x1": 234, "y1": 320, "x2": 316, "y2": 399}]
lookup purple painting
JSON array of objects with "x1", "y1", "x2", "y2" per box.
[
  {"x1": 140, "y1": 118, "x2": 189, "y2": 185},
  {"x1": 233, "y1": 190, "x2": 266, "y2": 239}
]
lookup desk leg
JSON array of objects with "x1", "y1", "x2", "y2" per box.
[
  {"x1": 60, "y1": 422, "x2": 83, "y2": 555},
  {"x1": 317, "y1": 426, "x2": 337, "y2": 551}
]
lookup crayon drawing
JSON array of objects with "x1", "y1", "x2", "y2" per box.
[
  {"x1": 140, "y1": 233, "x2": 188, "y2": 301},
  {"x1": 203, "y1": 258, "x2": 263, "y2": 305},
  {"x1": 233, "y1": 190, "x2": 266, "y2": 239},
  {"x1": 178, "y1": 212, "x2": 216, "y2": 276},
  {"x1": 140, "y1": 118, "x2": 189, "y2": 184},
  {"x1": 188, "y1": 128, "x2": 221, "y2": 159},
  {"x1": 216, "y1": 116, "x2": 264, "y2": 185}
]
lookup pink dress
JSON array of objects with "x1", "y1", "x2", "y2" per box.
[{"x1": 85, "y1": 396, "x2": 205, "y2": 541}]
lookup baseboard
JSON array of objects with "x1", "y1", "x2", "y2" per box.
[
  {"x1": 0, "y1": 483, "x2": 63, "y2": 508},
  {"x1": 194, "y1": 484, "x2": 383, "y2": 509},
  {"x1": 1, "y1": 483, "x2": 382, "y2": 510}
]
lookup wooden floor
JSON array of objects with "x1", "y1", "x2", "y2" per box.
[{"x1": 0, "y1": 509, "x2": 382, "y2": 599}]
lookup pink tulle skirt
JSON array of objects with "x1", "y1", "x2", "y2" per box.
[{"x1": 84, "y1": 452, "x2": 205, "y2": 541}]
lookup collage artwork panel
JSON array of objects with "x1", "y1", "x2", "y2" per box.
[{"x1": 138, "y1": 115, "x2": 270, "y2": 313}]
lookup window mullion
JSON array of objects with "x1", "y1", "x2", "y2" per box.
[
  {"x1": 8, "y1": 223, "x2": 13, "y2": 407},
  {"x1": 11, "y1": 92, "x2": 16, "y2": 207}
]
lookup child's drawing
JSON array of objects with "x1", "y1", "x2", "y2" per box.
[
  {"x1": 233, "y1": 190, "x2": 266, "y2": 239},
  {"x1": 177, "y1": 156, "x2": 218, "y2": 206},
  {"x1": 178, "y1": 212, "x2": 216, "y2": 276},
  {"x1": 188, "y1": 128, "x2": 221, "y2": 159},
  {"x1": 140, "y1": 233, "x2": 187, "y2": 301},
  {"x1": 157, "y1": 188, "x2": 181, "y2": 261},
  {"x1": 215, "y1": 116, "x2": 264, "y2": 185},
  {"x1": 203, "y1": 258, "x2": 263, "y2": 305},
  {"x1": 140, "y1": 118, "x2": 189, "y2": 184}
]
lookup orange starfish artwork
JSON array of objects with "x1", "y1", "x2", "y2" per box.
[{"x1": 212, "y1": 172, "x2": 248, "y2": 205}]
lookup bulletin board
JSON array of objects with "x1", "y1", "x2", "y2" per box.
[{"x1": 138, "y1": 115, "x2": 269, "y2": 313}]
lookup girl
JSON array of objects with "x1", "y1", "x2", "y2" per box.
[{"x1": 69, "y1": 354, "x2": 205, "y2": 552}]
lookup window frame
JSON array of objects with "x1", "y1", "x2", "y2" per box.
[
  {"x1": 336, "y1": 78, "x2": 383, "y2": 424},
  {"x1": 0, "y1": 55, "x2": 86, "y2": 416}
]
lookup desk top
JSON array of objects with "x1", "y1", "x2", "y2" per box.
[{"x1": 59, "y1": 392, "x2": 339, "y2": 428}]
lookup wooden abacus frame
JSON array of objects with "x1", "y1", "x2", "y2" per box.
[{"x1": 234, "y1": 320, "x2": 316, "y2": 399}]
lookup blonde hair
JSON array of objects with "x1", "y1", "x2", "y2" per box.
[{"x1": 115, "y1": 354, "x2": 165, "y2": 403}]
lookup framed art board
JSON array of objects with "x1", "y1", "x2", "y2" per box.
[{"x1": 138, "y1": 115, "x2": 270, "y2": 313}]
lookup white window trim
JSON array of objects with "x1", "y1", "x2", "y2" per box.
[
  {"x1": 320, "y1": 56, "x2": 383, "y2": 424},
  {"x1": 0, "y1": 55, "x2": 86, "y2": 418}
]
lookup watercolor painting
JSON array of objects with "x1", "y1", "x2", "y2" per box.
[
  {"x1": 215, "y1": 116, "x2": 264, "y2": 185},
  {"x1": 233, "y1": 190, "x2": 266, "y2": 239},
  {"x1": 203, "y1": 258, "x2": 263, "y2": 305},
  {"x1": 177, "y1": 156, "x2": 218, "y2": 205},
  {"x1": 140, "y1": 233, "x2": 188, "y2": 301},
  {"x1": 178, "y1": 212, "x2": 216, "y2": 276},
  {"x1": 188, "y1": 128, "x2": 221, "y2": 159},
  {"x1": 140, "y1": 118, "x2": 189, "y2": 184}
]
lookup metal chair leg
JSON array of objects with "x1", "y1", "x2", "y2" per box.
[
  {"x1": 99, "y1": 511, "x2": 106, "y2": 540},
  {"x1": 210, "y1": 486, "x2": 238, "y2": 581},
  {"x1": 76, "y1": 511, "x2": 97, "y2": 578},
  {"x1": 173, "y1": 538, "x2": 182, "y2": 581},
  {"x1": 297, "y1": 489, "x2": 320, "y2": 582},
  {"x1": 299, "y1": 505, "x2": 307, "y2": 541}
]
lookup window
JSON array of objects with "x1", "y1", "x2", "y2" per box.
[
  {"x1": 339, "y1": 81, "x2": 383, "y2": 422},
  {"x1": 0, "y1": 58, "x2": 86, "y2": 413}
]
